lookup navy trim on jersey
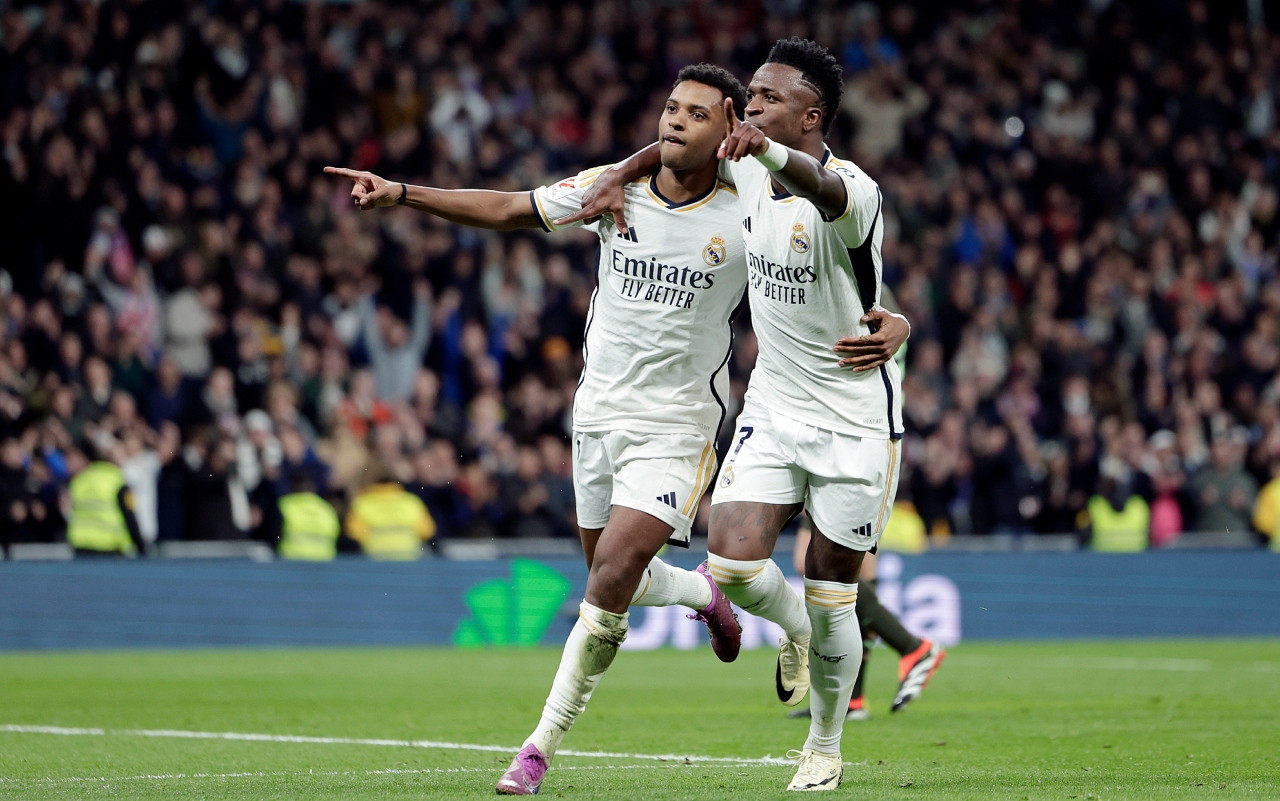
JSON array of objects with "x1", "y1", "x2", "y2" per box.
[
  {"x1": 848, "y1": 188, "x2": 883, "y2": 310},
  {"x1": 529, "y1": 190, "x2": 553, "y2": 233},
  {"x1": 879, "y1": 363, "x2": 901, "y2": 440},
  {"x1": 847, "y1": 188, "x2": 895, "y2": 437},
  {"x1": 575, "y1": 280, "x2": 601, "y2": 392},
  {"x1": 646, "y1": 170, "x2": 718, "y2": 209},
  {"x1": 708, "y1": 285, "x2": 748, "y2": 442},
  {"x1": 768, "y1": 147, "x2": 833, "y2": 201}
]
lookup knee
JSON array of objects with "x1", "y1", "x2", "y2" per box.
[
  {"x1": 706, "y1": 552, "x2": 767, "y2": 590},
  {"x1": 588, "y1": 548, "x2": 651, "y2": 600}
]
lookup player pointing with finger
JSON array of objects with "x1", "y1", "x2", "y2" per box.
[
  {"x1": 569, "y1": 38, "x2": 910, "y2": 791},
  {"x1": 330, "y1": 64, "x2": 752, "y2": 797}
]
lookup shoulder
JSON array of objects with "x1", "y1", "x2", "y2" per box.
[{"x1": 826, "y1": 155, "x2": 878, "y2": 193}]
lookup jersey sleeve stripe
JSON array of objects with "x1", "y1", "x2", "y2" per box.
[{"x1": 529, "y1": 189, "x2": 555, "y2": 233}]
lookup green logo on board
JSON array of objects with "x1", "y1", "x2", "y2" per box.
[{"x1": 452, "y1": 559, "x2": 573, "y2": 647}]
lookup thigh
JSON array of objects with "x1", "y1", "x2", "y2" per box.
[
  {"x1": 803, "y1": 435, "x2": 902, "y2": 553},
  {"x1": 710, "y1": 405, "x2": 807, "y2": 560},
  {"x1": 709, "y1": 500, "x2": 804, "y2": 561},
  {"x1": 585, "y1": 505, "x2": 676, "y2": 613},
  {"x1": 607, "y1": 430, "x2": 715, "y2": 546},
  {"x1": 804, "y1": 523, "x2": 867, "y2": 584},
  {"x1": 579, "y1": 526, "x2": 603, "y2": 568}
]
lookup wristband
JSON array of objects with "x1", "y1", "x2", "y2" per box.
[
  {"x1": 395, "y1": 182, "x2": 408, "y2": 205},
  {"x1": 755, "y1": 139, "x2": 789, "y2": 171}
]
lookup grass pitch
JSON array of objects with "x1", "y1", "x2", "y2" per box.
[{"x1": 1, "y1": 639, "x2": 1277, "y2": 799}]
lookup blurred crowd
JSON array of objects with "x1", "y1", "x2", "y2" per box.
[{"x1": 1, "y1": 0, "x2": 1279, "y2": 553}]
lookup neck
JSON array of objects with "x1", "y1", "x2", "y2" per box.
[
  {"x1": 768, "y1": 133, "x2": 826, "y2": 195},
  {"x1": 653, "y1": 162, "x2": 718, "y2": 203}
]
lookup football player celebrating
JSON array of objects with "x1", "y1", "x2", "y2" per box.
[
  {"x1": 329, "y1": 65, "x2": 749, "y2": 796},
  {"x1": 562, "y1": 39, "x2": 911, "y2": 792}
]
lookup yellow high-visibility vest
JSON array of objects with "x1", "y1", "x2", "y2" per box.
[
  {"x1": 879, "y1": 501, "x2": 928, "y2": 554},
  {"x1": 67, "y1": 462, "x2": 134, "y2": 554},
  {"x1": 278, "y1": 492, "x2": 341, "y2": 561},
  {"x1": 1088, "y1": 495, "x2": 1149, "y2": 553},
  {"x1": 346, "y1": 484, "x2": 435, "y2": 560}
]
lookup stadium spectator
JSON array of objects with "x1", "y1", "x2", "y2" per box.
[
  {"x1": 1192, "y1": 427, "x2": 1259, "y2": 536},
  {"x1": 0, "y1": 0, "x2": 1276, "y2": 551}
]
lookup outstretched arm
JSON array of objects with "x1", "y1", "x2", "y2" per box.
[
  {"x1": 324, "y1": 167, "x2": 540, "y2": 231},
  {"x1": 717, "y1": 98, "x2": 847, "y2": 220}
]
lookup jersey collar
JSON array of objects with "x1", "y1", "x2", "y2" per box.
[{"x1": 646, "y1": 169, "x2": 719, "y2": 210}]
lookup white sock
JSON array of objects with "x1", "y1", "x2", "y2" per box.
[
  {"x1": 630, "y1": 557, "x2": 713, "y2": 609},
  {"x1": 707, "y1": 554, "x2": 810, "y2": 641},
  {"x1": 802, "y1": 578, "x2": 861, "y2": 755},
  {"x1": 525, "y1": 601, "x2": 628, "y2": 759}
]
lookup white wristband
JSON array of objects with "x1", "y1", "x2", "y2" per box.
[{"x1": 754, "y1": 138, "x2": 789, "y2": 171}]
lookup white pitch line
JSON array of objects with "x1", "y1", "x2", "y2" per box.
[
  {"x1": 0, "y1": 764, "x2": 710, "y2": 785},
  {"x1": 0, "y1": 724, "x2": 793, "y2": 766}
]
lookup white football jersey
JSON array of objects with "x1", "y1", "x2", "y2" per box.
[
  {"x1": 531, "y1": 167, "x2": 747, "y2": 439},
  {"x1": 723, "y1": 149, "x2": 904, "y2": 439}
]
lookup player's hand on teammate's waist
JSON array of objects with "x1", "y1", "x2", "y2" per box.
[
  {"x1": 324, "y1": 166, "x2": 400, "y2": 210},
  {"x1": 833, "y1": 309, "x2": 911, "y2": 372}
]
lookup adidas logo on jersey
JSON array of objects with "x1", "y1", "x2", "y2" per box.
[
  {"x1": 656, "y1": 492, "x2": 677, "y2": 509},
  {"x1": 617, "y1": 227, "x2": 639, "y2": 242}
]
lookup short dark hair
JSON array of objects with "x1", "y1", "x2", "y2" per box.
[
  {"x1": 765, "y1": 37, "x2": 844, "y2": 136},
  {"x1": 675, "y1": 63, "x2": 748, "y2": 120}
]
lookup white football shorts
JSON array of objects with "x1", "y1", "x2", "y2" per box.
[
  {"x1": 572, "y1": 429, "x2": 717, "y2": 545},
  {"x1": 710, "y1": 400, "x2": 902, "y2": 551}
]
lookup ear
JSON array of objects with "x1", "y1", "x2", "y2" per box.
[{"x1": 802, "y1": 106, "x2": 823, "y2": 135}]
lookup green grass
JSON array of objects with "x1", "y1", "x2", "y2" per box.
[{"x1": 1, "y1": 640, "x2": 1277, "y2": 799}]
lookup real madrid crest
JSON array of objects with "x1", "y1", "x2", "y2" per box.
[
  {"x1": 790, "y1": 223, "x2": 811, "y2": 254},
  {"x1": 719, "y1": 465, "x2": 735, "y2": 488},
  {"x1": 703, "y1": 235, "x2": 727, "y2": 267}
]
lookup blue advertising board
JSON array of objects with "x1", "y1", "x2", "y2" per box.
[{"x1": 1, "y1": 551, "x2": 1276, "y2": 651}]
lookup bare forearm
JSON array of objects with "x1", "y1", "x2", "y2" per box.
[
  {"x1": 761, "y1": 144, "x2": 847, "y2": 219},
  {"x1": 402, "y1": 185, "x2": 539, "y2": 230}
]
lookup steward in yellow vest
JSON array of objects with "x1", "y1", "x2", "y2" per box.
[
  {"x1": 1252, "y1": 470, "x2": 1280, "y2": 552},
  {"x1": 67, "y1": 460, "x2": 145, "y2": 556},
  {"x1": 346, "y1": 481, "x2": 435, "y2": 560},
  {"x1": 1088, "y1": 493, "x2": 1150, "y2": 553},
  {"x1": 879, "y1": 500, "x2": 929, "y2": 554},
  {"x1": 278, "y1": 489, "x2": 341, "y2": 561}
]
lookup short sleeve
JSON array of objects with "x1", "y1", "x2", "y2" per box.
[
  {"x1": 825, "y1": 163, "x2": 882, "y2": 249},
  {"x1": 530, "y1": 165, "x2": 611, "y2": 234},
  {"x1": 719, "y1": 156, "x2": 763, "y2": 187}
]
